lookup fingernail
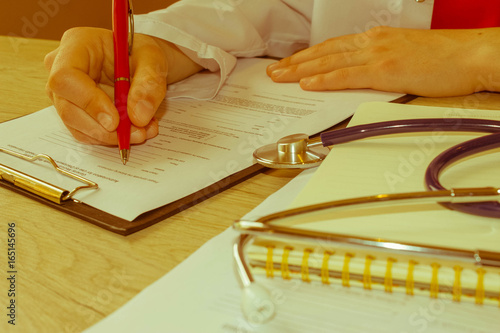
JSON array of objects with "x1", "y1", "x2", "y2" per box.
[
  {"x1": 130, "y1": 128, "x2": 146, "y2": 143},
  {"x1": 134, "y1": 100, "x2": 154, "y2": 126},
  {"x1": 271, "y1": 68, "x2": 289, "y2": 80},
  {"x1": 267, "y1": 62, "x2": 280, "y2": 73},
  {"x1": 146, "y1": 122, "x2": 159, "y2": 139},
  {"x1": 97, "y1": 112, "x2": 114, "y2": 131},
  {"x1": 300, "y1": 77, "x2": 315, "y2": 89}
]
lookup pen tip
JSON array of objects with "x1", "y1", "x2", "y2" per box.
[{"x1": 120, "y1": 149, "x2": 130, "y2": 165}]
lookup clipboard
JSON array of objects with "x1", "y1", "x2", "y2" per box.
[
  {"x1": 0, "y1": 95, "x2": 416, "y2": 236},
  {"x1": 0, "y1": 146, "x2": 265, "y2": 235}
]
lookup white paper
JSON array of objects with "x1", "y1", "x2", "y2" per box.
[{"x1": 0, "y1": 58, "x2": 399, "y2": 221}]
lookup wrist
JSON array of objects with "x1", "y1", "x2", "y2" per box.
[
  {"x1": 470, "y1": 28, "x2": 500, "y2": 93},
  {"x1": 150, "y1": 36, "x2": 203, "y2": 84}
]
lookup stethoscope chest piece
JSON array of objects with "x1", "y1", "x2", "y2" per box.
[{"x1": 253, "y1": 133, "x2": 330, "y2": 169}]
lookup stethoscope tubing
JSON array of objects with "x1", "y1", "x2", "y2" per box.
[
  {"x1": 319, "y1": 118, "x2": 500, "y2": 146},
  {"x1": 314, "y1": 117, "x2": 500, "y2": 218},
  {"x1": 425, "y1": 131, "x2": 500, "y2": 218}
]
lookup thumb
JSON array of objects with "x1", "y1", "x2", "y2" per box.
[{"x1": 128, "y1": 38, "x2": 168, "y2": 127}]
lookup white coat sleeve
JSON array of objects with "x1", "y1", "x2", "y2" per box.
[{"x1": 133, "y1": 0, "x2": 313, "y2": 99}]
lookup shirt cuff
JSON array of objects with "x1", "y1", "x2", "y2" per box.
[{"x1": 133, "y1": 14, "x2": 237, "y2": 99}]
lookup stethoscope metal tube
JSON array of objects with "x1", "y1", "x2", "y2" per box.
[{"x1": 235, "y1": 188, "x2": 500, "y2": 266}]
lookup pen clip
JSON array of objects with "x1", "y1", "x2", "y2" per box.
[{"x1": 128, "y1": 0, "x2": 134, "y2": 55}]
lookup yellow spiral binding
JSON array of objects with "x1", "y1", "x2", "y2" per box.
[
  {"x1": 363, "y1": 255, "x2": 375, "y2": 290},
  {"x1": 262, "y1": 245, "x2": 500, "y2": 306},
  {"x1": 453, "y1": 265, "x2": 463, "y2": 302},
  {"x1": 265, "y1": 246, "x2": 275, "y2": 278},
  {"x1": 321, "y1": 251, "x2": 334, "y2": 285},
  {"x1": 406, "y1": 260, "x2": 418, "y2": 296},
  {"x1": 430, "y1": 263, "x2": 441, "y2": 298},
  {"x1": 281, "y1": 246, "x2": 293, "y2": 280},
  {"x1": 301, "y1": 249, "x2": 313, "y2": 282},
  {"x1": 475, "y1": 268, "x2": 486, "y2": 305},
  {"x1": 342, "y1": 253, "x2": 354, "y2": 287},
  {"x1": 384, "y1": 258, "x2": 397, "y2": 293}
]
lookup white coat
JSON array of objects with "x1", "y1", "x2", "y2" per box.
[{"x1": 134, "y1": 0, "x2": 435, "y2": 98}]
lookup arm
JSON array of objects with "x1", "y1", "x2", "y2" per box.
[{"x1": 267, "y1": 26, "x2": 500, "y2": 97}]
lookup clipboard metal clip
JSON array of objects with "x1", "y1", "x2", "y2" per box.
[{"x1": 0, "y1": 148, "x2": 98, "y2": 204}]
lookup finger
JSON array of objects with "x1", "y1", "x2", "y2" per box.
[
  {"x1": 48, "y1": 66, "x2": 119, "y2": 131},
  {"x1": 55, "y1": 95, "x2": 155, "y2": 145},
  {"x1": 44, "y1": 47, "x2": 59, "y2": 72},
  {"x1": 47, "y1": 28, "x2": 119, "y2": 132},
  {"x1": 65, "y1": 126, "x2": 153, "y2": 145},
  {"x1": 45, "y1": 80, "x2": 54, "y2": 103},
  {"x1": 267, "y1": 35, "x2": 359, "y2": 75},
  {"x1": 269, "y1": 51, "x2": 361, "y2": 82},
  {"x1": 65, "y1": 127, "x2": 114, "y2": 145},
  {"x1": 144, "y1": 117, "x2": 159, "y2": 140},
  {"x1": 299, "y1": 66, "x2": 377, "y2": 91},
  {"x1": 54, "y1": 95, "x2": 119, "y2": 145},
  {"x1": 128, "y1": 40, "x2": 168, "y2": 127},
  {"x1": 45, "y1": 48, "x2": 59, "y2": 101}
]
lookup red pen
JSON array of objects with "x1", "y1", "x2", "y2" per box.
[{"x1": 112, "y1": 0, "x2": 133, "y2": 164}]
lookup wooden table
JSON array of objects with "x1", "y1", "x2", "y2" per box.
[{"x1": 1, "y1": 36, "x2": 499, "y2": 332}]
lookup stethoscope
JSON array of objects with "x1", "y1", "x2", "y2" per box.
[
  {"x1": 233, "y1": 117, "x2": 500, "y2": 324},
  {"x1": 253, "y1": 117, "x2": 500, "y2": 218}
]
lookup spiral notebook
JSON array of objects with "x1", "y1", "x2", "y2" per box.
[{"x1": 245, "y1": 102, "x2": 500, "y2": 306}]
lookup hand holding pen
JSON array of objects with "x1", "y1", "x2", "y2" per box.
[
  {"x1": 44, "y1": 30, "x2": 165, "y2": 146},
  {"x1": 44, "y1": 22, "x2": 203, "y2": 149}
]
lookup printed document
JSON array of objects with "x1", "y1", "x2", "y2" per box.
[{"x1": 0, "y1": 58, "x2": 399, "y2": 220}]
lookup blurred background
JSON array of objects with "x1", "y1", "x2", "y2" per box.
[{"x1": 2, "y1": 1, "x2": 178, "y2": 40}]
